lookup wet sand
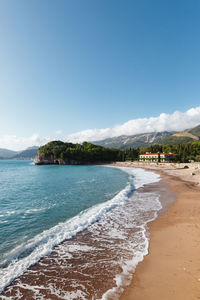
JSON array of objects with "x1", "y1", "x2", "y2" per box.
[
  {"x1": 1, "y1": 162, "x2": 200, "y2": 299},
  {"x1": 114, "y1": 162, "x2": 200, "y2": 300},
  {"x1": 1, "y1": 166, "x2": 164, "y2": 299}
]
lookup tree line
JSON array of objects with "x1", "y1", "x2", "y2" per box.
[
  {"x1": 140, "y1": 141, "x2": 200, "y2": 163},
  {"x1": 39, "y1": 141, "x2": 127, "y2": 163},
  {"x1": 39, "y1": 140, "x2": 200, "y2": 163}
]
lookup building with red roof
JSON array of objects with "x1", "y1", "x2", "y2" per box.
[{"x1": 139, "y1": 152, "x2": 174, "y2": 162}]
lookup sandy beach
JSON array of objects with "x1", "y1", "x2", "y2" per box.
[
  {"x1": 1, "y1": 162, "x2": 200, "y2": 299},
  {"x1": 111, "y1": 162, "x2": 200, "y2": 300},
  {"x1": 0, "y1": 164, "x2": 163, "y2": 299}
]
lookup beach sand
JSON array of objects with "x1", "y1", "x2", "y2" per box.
[
  {"x1": 113, "y1": 162, "x2": 200, "y2": 300},
  {"x1": 1, "y1": 162, "x2": 200, "y2": 299}
]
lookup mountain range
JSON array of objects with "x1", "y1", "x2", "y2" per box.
[
  {"x1": 93, "y1": 125, "x2": 200, "y2": 149},
  {"x1": 0, "y1": 146, "x2": 39, "y2": 160},
  {"x1": 1, "y1": 124, "x2": 200, "y2": 159}
]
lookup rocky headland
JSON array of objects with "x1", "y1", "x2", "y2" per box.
[
  {"x1": 34, "y1": 140, "x2": 125, "y2": 165},
  {"x1": 34, "y1": 152, "x2": 82, "y2": 165}
]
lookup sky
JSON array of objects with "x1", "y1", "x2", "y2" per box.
[{"x1": 0, "y1": 0, "x2": 200, "y2": 150}]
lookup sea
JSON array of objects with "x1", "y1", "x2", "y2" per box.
[{"x1": 0, "y1": 160, "x2": 161, "y2": 300}]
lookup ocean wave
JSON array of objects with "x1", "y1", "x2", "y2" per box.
[
  {"x1": 1, "y1": 205, "x2": 55, "y2": 220},
  {"x1": 0, "y1": 177, "x2": 132, "y2": 293},
  {"x1": 99, "y1": 167, "x2": 161, "y2": 300},
  {"x1": 100, "y1": 198, "x2": 161, "y2": 300},
  {"x1": 0, "y1": 167, "x2": 160, "y2": 295},
  {"x1": 24, "y1": 205, "x2": 56, "y2": 215},
  {"x1": 0, "y1": 220, "x2": 8, "y2": 224},
  {"x1": 5, "y1": 210, "x2": 16, "y2": 216},
  {"x1": 112, "y1": 166, "x2": 160, "y2": 189}
]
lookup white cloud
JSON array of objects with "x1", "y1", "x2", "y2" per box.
[
  {"x1": 2, "y1": 106, "x2": 200, "y2": 150},
  {"x1": 66, "y1": 106, "x2": 200, "y2": 143},
  {"x1": 0, "y1": 134, "x2": 50, "y2": 151}
]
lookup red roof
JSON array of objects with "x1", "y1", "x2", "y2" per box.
[
  {"x1": 140, "y1": 153, "x2": 157, "y2": 155},
  {"x1": 140, "y1": 153, "x2": 173, "y2": 156}
]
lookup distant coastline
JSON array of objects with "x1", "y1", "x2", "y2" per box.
[{"x1": 0, "y1": 146, "x2": 38, "y2": 160}]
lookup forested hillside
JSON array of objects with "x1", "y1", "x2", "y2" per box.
[
  {"x1": 35, "y1": 140, "x2": 200, "y2": 165},
  {"x1": 36, "y1": 141, "x2": 139, "y2": 164},
  {"x1": 140, "y1": 141, "x2": 200, "y2": 163}
]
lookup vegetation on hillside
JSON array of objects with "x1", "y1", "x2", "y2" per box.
[
  {"x1": 38, "y1": 139, "x2": 200, "y2": 164},
  {"x1": 188, "y1": 125, "x2": 200, "y2": 137},
  {"x1": 160, "y1": 136, "x2": 194, "y2": 145},
  {"x1": 39, "y1": 141, "x2": 139, "y2": 163},
  {"x1": 140, "y1": 141, "x2": 200, "y2": 163}
]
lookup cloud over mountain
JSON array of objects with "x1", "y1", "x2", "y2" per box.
[
  {"x1": 66, "y1": 107, "x2": 200, "y2": 143},
  {"x1": 0, "y1": 134, "x2": 50, "y2": 151},
  {"x1": 1, "y1": 106, "x2": 200, "y2": 150}
]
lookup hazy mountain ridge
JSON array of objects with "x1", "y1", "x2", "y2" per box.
[
  {"x1": 0, "y1": 148, "x2": 18, "y2": 159},
  {"x1": 1, "y1": 125, "x2": 200, "y2": 157},
  {"x1": 0, "y1": 146, "x2": 39, "y2": 159},
  {"x1": 93, "y1": 125, "x2": 200, "y2": 149},
  {"x1": 12, "y1": 147, "x2": 39, "y2": 160}
]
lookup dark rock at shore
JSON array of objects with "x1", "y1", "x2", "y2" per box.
[{"x1": 34, "y1": 153, "x2": 84, "y2": 165}]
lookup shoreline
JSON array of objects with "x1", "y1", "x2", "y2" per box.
[
  {"x1": 1, "y1": 162, "x2": 200, "y2": 299},
  {"x1": 0, "y1": 165, "x2": 162, "y2": 299},
  {"x1": 112, "y1": 162, "x2": 200, "y2": 300}
]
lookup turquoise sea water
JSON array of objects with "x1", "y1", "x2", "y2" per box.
[
  {"x1": 0, "y1": 161, "x2": 129, "y2": 265},
  {"x1": 0, "y1": 160, "x2": 161, "y2": 299}
]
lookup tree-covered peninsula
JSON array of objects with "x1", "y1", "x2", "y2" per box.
[{"x1": 34, "y1": 141, "x2": 138, "y2": 165}]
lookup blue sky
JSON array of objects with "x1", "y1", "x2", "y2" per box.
[{"x1": 0, "y1": 0, "x2": 200, "y2": 149}]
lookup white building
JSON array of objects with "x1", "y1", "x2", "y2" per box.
[{"x1": 139, "y1": 152, "x2": 174, "y2": 162}]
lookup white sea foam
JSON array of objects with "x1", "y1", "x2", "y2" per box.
[
  {"x1": 24, "y1": 207, "x2": 53, "y2": 214},
  {"x1": 100, "y1": 210, "x2": 161, "y2": 300},
  {"x1": 0, "y1": 181, "x2": 131, "y2": 292},
  {"x1": 64, "y1": 244, "x2": 96, "y2": 253},
  {"x1": 112, "y1": 166, "x2": 160, "y2": 189},
  {"x1": 0, "y1": 220, "x2": 8, "y2": 224},
  {"x1": 99, "y1": 167, "x2": 161, "y2": 300},
  {"x1": 25, "y1": 208, "x2": 46, "y2": 214},
  {"x1": 5, "y1": 210, "x2": 16, "y2": 216},
  {"x1": 0, "y1": 167, "x2": 160, "y2": 296}
]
